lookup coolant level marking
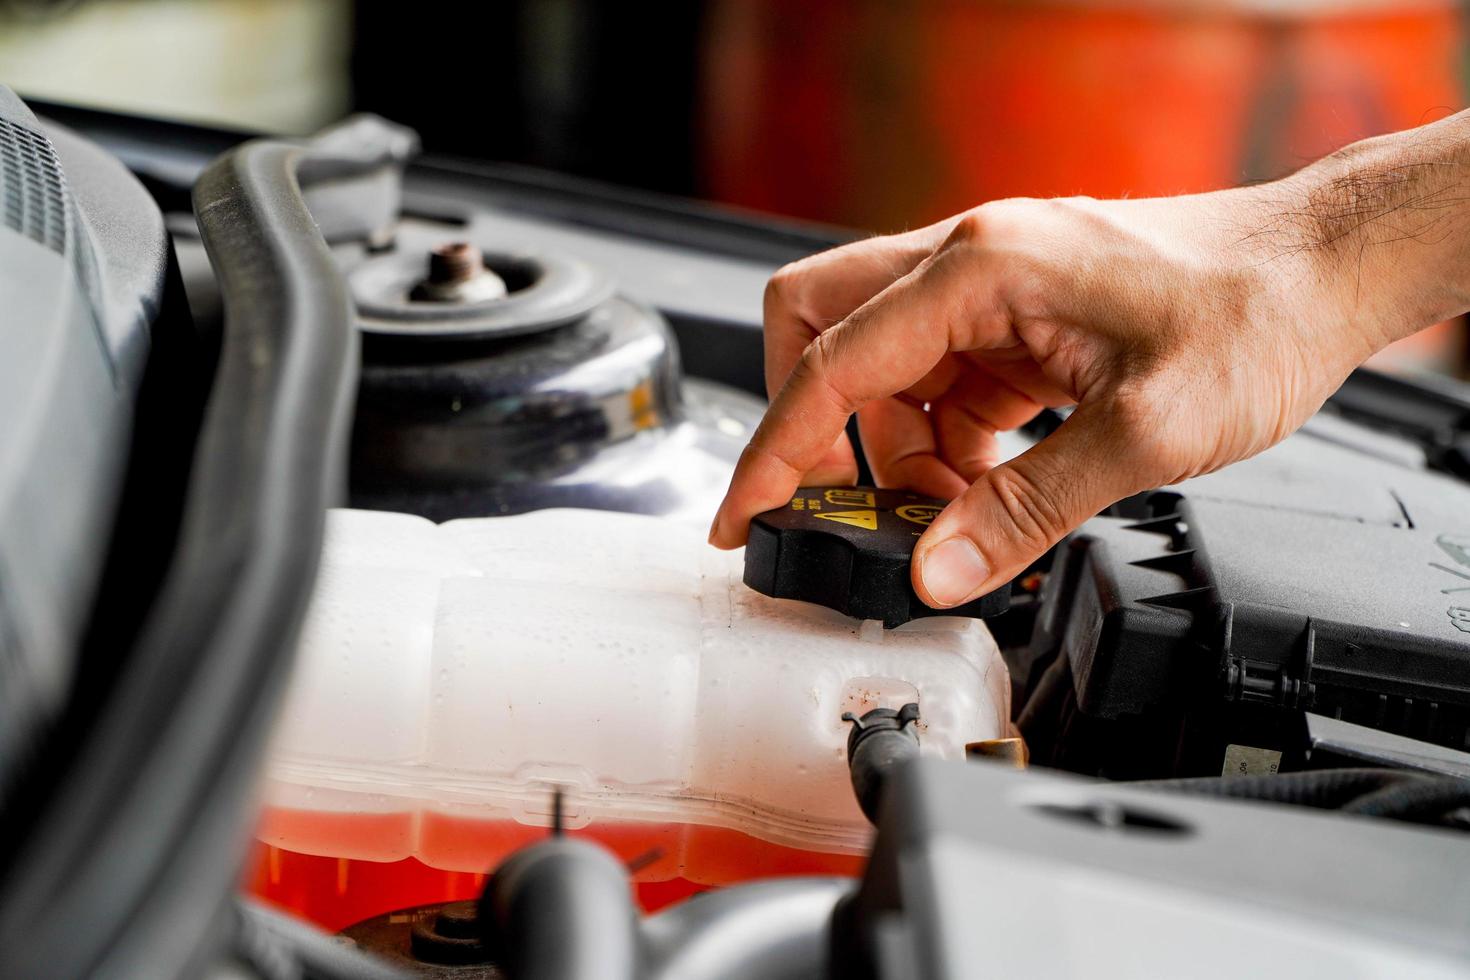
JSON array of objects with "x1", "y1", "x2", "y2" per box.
[
  {"x1": 824, "y1": 488, "x2": 876, "y2": 507},
  {"x1": 814, "y1": 509, "x2": 878, "y2": 531},
  {"x1": 896, "y1": 504, "x2": 942, "y2": 526}
]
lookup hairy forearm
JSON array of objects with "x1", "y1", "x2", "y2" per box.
[{"x1": 1241, "y1": 110, "x2": 1470, "y2": 348}]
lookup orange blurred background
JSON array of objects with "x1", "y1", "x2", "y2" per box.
[
  {"x1": 697, "y1": 0, "x2": 1468, "y2": 373},
  {"x1": 4, "y1": 0, "x2": 1462, "y2": 370}
]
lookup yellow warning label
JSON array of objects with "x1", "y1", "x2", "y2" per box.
[
  {"x1": 824, "y1": 488, "x2": 875, "y2": 507},
  {"x1": 814, "y1": 509, "x2": 877, "y2": 531},
  {"x1": 896, "y1": 504, "x2": 942, "y2": 526},
  {"x1": 789, "y1": 497, "x2": 823, "y2": 511}
]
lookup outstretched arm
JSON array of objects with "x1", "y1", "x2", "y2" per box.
[{"x1": 710, "y1": 110, "x2": 1470, "y2": 608}]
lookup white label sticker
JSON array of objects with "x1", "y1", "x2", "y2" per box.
[{"x1": 1222, "y1": 744, "x2": 1281, "y2": 778}]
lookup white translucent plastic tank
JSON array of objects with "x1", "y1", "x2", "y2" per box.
[{"x1": 260, "y1": 507, "x2": 1010, "y2": 884}]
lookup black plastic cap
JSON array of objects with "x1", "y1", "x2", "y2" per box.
[{"x1": 743, "y1": 486, "x2": 1010, "y2": 627}]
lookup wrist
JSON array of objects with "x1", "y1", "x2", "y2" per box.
[{"x1": 1251, "y1": 114, "x2": 1470, "y2": 353}]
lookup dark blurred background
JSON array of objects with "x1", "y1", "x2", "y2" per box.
[{"x1": 1, "y1": 0, "x2": 1465, "y2": 373}]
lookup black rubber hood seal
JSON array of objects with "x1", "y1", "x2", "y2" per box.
[{"x1": 0, "y1": 122, "x2": 372, "y2": 976}]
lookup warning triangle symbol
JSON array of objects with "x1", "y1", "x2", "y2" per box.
[{"x1": 814, "y1": 509, "x2": 878, "y2": 531}]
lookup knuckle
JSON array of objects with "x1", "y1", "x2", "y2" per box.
[
  {"x1": 987, "y1": 462, "x2": 1069, "y2": 552},
  {"x1": 1045, "y1": 194, "x2": 1099, "y2": 215},
  {"x1": 937, "y1": 204, "x2": 1033, "y2": 280},
  {"x1": 945, "y1": 211, "x2": 991, "y2": 248},
  {"x1": 794, "y1": 332, "x2": 827, "y2": 375},
  {"x1": 764, "y1": 262, "x2": 807, "y2": 315},
  {"x1": 741, "y1": 437, "x2": 804, "y2": 482},
  {"x1": 947, "y1": 199, "x2": 1041, "y2": 246},
  {"x1": 793, "y1": 332, "x2": 856, "y2": 413}
]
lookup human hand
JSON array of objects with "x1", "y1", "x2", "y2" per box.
[{"x1": 708, "y1": 150, "x2": 1463, "y2": 609}]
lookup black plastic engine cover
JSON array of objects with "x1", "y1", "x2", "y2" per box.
[
  {"x1": 1027, "y1": 489, "x2": 1470, "y2": 777},
  {"x1": 744, "y1": 486, "x2": 1010, "y2": 627}
]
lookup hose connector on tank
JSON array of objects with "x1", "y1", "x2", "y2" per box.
[{"x1": 842, "y1": 703, "x2": 921, "y2": 824}]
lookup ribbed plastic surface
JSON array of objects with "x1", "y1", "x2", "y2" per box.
[{"x1": 0, "y1": 117, "x2": 67, "y2": 254}]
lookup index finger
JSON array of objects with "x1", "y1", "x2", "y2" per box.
[
  {"x1": 709, "y1": 244, "x2": 1008, "y2": 547},
  {"x1": 762, "y1": 225, "x2": 956, "y2": 400}
]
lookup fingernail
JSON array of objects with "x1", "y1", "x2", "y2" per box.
[{"x1": 920, "y1": 537, "x2": 990, "y2": 607}]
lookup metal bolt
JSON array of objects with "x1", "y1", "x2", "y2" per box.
[
  {"x1": 428, "y1": 241, "x2": 483, "y2": 285},
  {"x1": 412, "y1": 241, "x2": 508, "y2": 304}
]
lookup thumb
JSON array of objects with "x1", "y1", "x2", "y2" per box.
[{"x1": 911, "y1": 402, "x2": 1145, "y2": 608}]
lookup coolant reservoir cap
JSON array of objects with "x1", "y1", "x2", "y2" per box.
[{"x1": 743, "y1": 486, "x2": 1010, "y2": 628}]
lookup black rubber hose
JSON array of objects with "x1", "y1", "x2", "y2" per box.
[
  {"x1": 1132, "y1": 768, "x2": 1470, "y2": 830},
  {"x1": 479, "y1": 838, "x2": 641, "y2": 980},
  {"x1": 844, "y1": 704, "x2": 922, "y2": 825},
  {"x1": 1342, "y1": 777, "x2": 1470, "y2": 823},
  {"x1": 1129, "y1": 768, "x2": 1421, "y2": 810}
]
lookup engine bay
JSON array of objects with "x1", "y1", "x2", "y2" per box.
[{"x1": 2, "y1": 90, "x2": 1470, "y2": 979}]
